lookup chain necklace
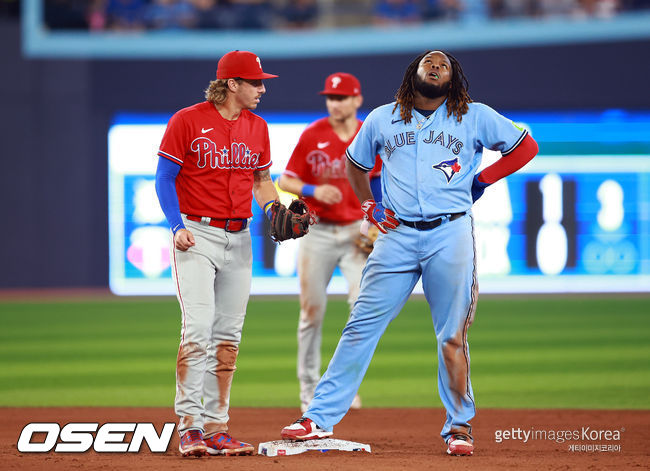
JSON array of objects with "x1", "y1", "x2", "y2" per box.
[
  {"x1": 414, "y1": 108, "x2": 435, "y2": 129},
  {"x1": 415, "y1": 113, "x2": 430, "y2": 130}
]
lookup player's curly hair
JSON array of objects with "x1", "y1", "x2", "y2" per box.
[
  {"x1": 393, "y1": 50, "x2": 472, "y2": 124},
  {"x1": 205, "y1": 79, "x2": 231, "y2": 105}
]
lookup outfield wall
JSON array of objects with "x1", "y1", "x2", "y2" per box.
[{"x1": 1, "y1": 19, "x2": 649, "y2": 289}]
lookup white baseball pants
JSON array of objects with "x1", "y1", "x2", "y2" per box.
[{"x1": 171, "y1": 215, "x2": 252, "y2": 438}]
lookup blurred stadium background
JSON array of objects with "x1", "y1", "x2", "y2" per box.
[{"x1": 0, "y1": 0, "x2": 648, "y2": 409}]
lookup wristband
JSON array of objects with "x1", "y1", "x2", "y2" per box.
[
  {"x1": 171, "y1": 223, "x2": 186, "y2": 235},
  {"x1": 263, "y1": 199, "x2": 275, "y2": 219},
  {"x1": 301, "y1": 184, "x2": 316, "y2": 198}
]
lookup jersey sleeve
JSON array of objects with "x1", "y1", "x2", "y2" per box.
[
  {"x1": 346, "y1": 110, "x2": 382, "y2": 172},
  {"x1": 256, "y1": 121, "x2": 272, "y2": 170},
  {"x1": 475, "y1": 104, "x2": 528, "y2": 156},
  {"x1": 158, "y1": 112, "x2": 189, "y2": 165}
]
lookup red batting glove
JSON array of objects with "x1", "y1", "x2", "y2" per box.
[{"x1": 361, "y1": 199, "x2": 399, "y2": 234}]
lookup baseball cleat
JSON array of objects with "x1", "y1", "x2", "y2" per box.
[
  {"x1": 204, "y1": 432, "x2": 254, "y2": 456},
  {"x1": 446, "y1": 434, "x2": 474, "y2": 456},
  {"x1": 281, "y1": 417, "x2": 333, "y2": 441},
  {"x1": 178, "y1": 429, "x2": 207, "y2": 457}
]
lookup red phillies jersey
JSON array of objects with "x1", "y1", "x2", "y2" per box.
[
  {"x1": 284, "y1": 117, "x2": 364, "y2": 224},
  {"x1": 158, "y1": 101, "x2": 272, "y2": 219}
]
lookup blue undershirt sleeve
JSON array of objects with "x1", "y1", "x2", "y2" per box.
[
  {"x1": 370, "y1": 175, "x2": 382, "y2": 202},
  {"x1": 155, "y1": 156, "x2": 185, "y2": 234}
]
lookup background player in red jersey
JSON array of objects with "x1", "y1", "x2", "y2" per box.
[
  {"x1": 279, "y1": 72, "x2": 371, "y2": 413},
  {"x1": 155, "y1": 50, "x2": 289, "y2": 457}
]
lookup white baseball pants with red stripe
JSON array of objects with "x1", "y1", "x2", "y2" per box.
[{"x1": 171, "y1": 215, "x2": 252, "y2": 438}]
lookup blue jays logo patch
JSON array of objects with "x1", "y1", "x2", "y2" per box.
[{"x1": 433, "y1": 158, "x2": 462, "y2": 183}]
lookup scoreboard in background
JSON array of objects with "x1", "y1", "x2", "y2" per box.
[{"x1": 108, "y1": 110, "x2": 650, "y2": 295}]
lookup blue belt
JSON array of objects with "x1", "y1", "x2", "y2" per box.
[{"x1": 398, "y1": 212, "x2": 465, "y2": 231}]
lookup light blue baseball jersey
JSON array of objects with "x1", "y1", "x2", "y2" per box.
[
  {"x1": 346, "y1": 101, "x2": 527, "y2": 220},
  {"x1": 303, "y1": 100, "x2": 528, "y2": 443}
]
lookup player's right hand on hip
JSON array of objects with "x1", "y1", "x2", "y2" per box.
[
  {"x1": 361, "y1": 199, "x2": 399, "y2": 234},
  {"x1": 174, "y1": 229, "x2": 195, "y2": 251}
]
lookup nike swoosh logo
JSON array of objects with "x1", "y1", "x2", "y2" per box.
[
  {"x1": 201, "y1": 128, "x2": 213, "y2": 133},
  {"x1": 391, "y1": 119, "x2": 403, "y2": 124},
  {"x1": 317, "y1": 141, "x2": 330, "y2": 149}
]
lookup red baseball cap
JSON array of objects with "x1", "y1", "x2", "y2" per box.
[
  {"x1": 319, "y1": 72, "x2": 361, "y2": 96},
  {"x1": 216, "y1": 50, "x2": 278, "y2": 80}
]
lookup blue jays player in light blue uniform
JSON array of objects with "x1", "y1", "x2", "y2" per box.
[{"x1": 281, "y1": 50, "x2": 538, "y2": 456}]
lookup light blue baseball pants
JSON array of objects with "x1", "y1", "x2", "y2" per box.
[{"x1": 304, "y1": 213, "x2": 478, "y2": 442}]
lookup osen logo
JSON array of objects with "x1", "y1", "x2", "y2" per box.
[{"x1": 17, "y1": 422, "x2": 175, "y2": 453}]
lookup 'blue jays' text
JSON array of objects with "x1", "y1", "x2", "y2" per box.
[{"x1": 384, "y1": 130, "x2": 464, "y2": 159}]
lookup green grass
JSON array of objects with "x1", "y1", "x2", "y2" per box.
[{"x1": 0, "y1": 296, "x2": 648, "y2": 409}]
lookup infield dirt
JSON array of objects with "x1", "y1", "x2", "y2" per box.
[{"x1": 2, "y1": 407, "x2": 648, "y2": 470}]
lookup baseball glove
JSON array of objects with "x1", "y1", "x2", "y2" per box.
[
  {"x1": 268, "y1": 199, "x2": 313, "y2": 242},
  {"x1": 354, "y1": 224, "x2": 380, "y2": 255}
]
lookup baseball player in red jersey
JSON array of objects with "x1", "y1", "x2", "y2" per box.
[
  {"x1": 279, "y1": 73, "x2": 370, "y2": 413},
  {"x1": 155, "y1": 50, "x2": 286, "y2": 457}
]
